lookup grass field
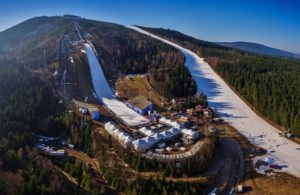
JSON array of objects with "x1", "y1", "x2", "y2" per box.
[{"x1": 115, "y1": 75, "x2": 168, "y2": 110}]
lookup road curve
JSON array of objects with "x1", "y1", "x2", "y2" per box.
[{"x1": 128, "y1": 26, "x2": 300, "y2": 178}]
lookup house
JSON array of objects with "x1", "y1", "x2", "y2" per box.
[
  {"x1": 195, "y1": 104, "x2": 204, "y2": 112},
  {"x1": 204, "y1": 107, "x2": 214, "y2": 116},
  {"x1": 208, "y1": 126, "x2": 217, "y2": 133},
  {"x1": 126, "y1": 95, "x2": 154, "y2": 115},
  {"x1": 186, "y1": 108, "x2": 195, "y2": 116},
  {"x1": 179, "y1": 116, "x2": 188, "y2": 123}
]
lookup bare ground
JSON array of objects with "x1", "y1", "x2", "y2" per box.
[
  {"x1": 216, "y1": 123, "x2": 300, "y2": 195},
  {"x1": 115, "y1": 75, "x2": 168, "y2": 111}
]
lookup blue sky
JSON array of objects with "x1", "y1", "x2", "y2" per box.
[{"x1": 1, "y1": 0, "x2": 299, "y2": 53}]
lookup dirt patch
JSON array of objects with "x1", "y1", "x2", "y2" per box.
[
  {"x1": 214, "y1": 122, "x2": 300, "y2": 195},
  {"x1": 115, "y1": 75, "x2": 167, "y2": 111},
  {"x1": 244, "y1": 173, "x2": 300, "y2": 195}
]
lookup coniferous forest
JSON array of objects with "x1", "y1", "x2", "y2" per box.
[
  {"x1": 0, "y1": 61, "x2": 75, "y2": 194},
  {"x1": 139, "y1": 26, "x2": 300, "y2": 136},
  {"x1": 216, "y1": 55, "x2": 300, "y2": 135},
  {"x1": 0, "y1": 16, "x2": 199, "y2": 194},
  {"x1": 1, "y1": 14, "x2": 300, "y2": 195},
  {"x1": 78, "y1": 18, "x2": 196, "y2": 98}
]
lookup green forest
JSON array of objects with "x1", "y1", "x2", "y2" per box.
[
  {"x1": 0, "y1": 63, "x2": 61, "y2": 136},
  {"x1": 140, "y1": 26, "x2": 300, "y2": 136},
  {"x1": 0, "y1": 16, "x2": 202, "y2": 194},
  {"x1": 0, "y1": 61, "x2": 77, "y2": 194},
  {"x1": 0, "y1": 16, "x2": 197, "y2": 100},
  {"x1": 216, "y1": 54, "x2": 300, "y2": 135},
  {"x1": 149, "y1": 64, "x2": 197, "y2": 98},
  {"x1": 0, "y1": 133, "x2": 76, "y2": 195},
  {"x1": 78, "y1": 18, "x2": 197, "y2": 98}
]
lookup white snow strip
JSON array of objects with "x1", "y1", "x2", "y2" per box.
[
  {"x1": 83, "y1": 43, "x2": 115, "y2": 101},
  {"x1": 128, "y1": 26, "x2": 300, "y2": 178}
]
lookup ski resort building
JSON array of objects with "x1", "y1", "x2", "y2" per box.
[
  {"x1": 159, "y1": 117, "x2": 181, "y2": 129},
  {"x1": 125, "y1": 95, "x2": 154, "y2": 115},
  {"x1": 132, "y1": 127, "x2": 182, "y2": 152},
  {"x1": 103, "y1": 98, "x2": 150, "y2": 127},
  {"x1": 104, "y1": 117, "x2": 200, "y2": 152},
  {"x1": 104, "y1": 122, "x2": 134, "y2": 148},
  {"x1": 138, "y1": 127, "x2": 155, "y2": 136},
  {"x1": 181, "y1": 128, "x2": 199, "y2": 140}
]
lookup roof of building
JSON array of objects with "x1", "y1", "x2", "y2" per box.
[
  {"x1": 127, "y1": 95, "x2": 153, "y2": 110},
  {"x1": 103, "y1": 98, "x2": 150, "y2": 127}
]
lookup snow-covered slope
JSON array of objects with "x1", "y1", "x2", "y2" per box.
[
  {"x1": 84, "y1": 43, "x2": 114, "y2": 100},
  {"x1": 84, "y1": 42, "x2": 149, "y2": 126},
  {"x1": 128, "y1": 26, "x2": 300, "y2": 178}
]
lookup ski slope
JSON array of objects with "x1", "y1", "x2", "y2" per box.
[
  {"x1": 83, "y1": 42, "x2": 149, "y2": 126},
  {"x1": 84, "y1": 43, "x2": 115, "y2": 101},
  {"x1": 128, "y1": 26, "x2": 300, "y2": 177}
]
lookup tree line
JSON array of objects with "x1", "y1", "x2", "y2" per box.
[
  {"x1": 140, "y1": 26, "x2": 300, "y2": 136},
  {"x1": 78, "y1": 19, "x2": 199, "y2": 98}
]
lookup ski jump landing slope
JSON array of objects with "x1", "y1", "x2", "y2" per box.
[
  {"x1": 83, "y1": 42, "x2": 149, "y2": 126},
  {"x1": 84, "y1": 43, "x2": 115, "y2": 100},
  {"x1": 128, "y1": 26, "x2": 300, "y2": 178}
]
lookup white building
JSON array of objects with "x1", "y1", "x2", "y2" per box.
[
  {"x1": 138, "y1": 127, "x2": 155, "y2": 136},
  {"x1": 132, "y1": 139, "x2": 149, "y2": 152},
  {"x1": 103, "y1": 98, "x2": 150, "y2": 127},
  {"x1": 104, "y1": 121, "x2": 134, "y2": 149},
  {"x1": 159, "y1": 117, "x2": 181, "y2": 129},
  {"x1": 181, "y1": 128, "x2": 199, "y2": 140}
]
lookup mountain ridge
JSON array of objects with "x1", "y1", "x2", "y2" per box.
[{"x1": 216, "y1": 41, "x2": 299, "y2": 59}]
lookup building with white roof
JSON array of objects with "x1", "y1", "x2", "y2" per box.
[
  {"x1": 138, "y1": 127, "x2": 155, "y2": 136},
  {"x1": 132, "y1": 139, "x2": 148, "y2": 152},
  {"x1": 181, "y1": 128, "x2": 199, "y2": 140},
  {"x1": 104, "y1": 122, "x2": 134, "y2": 149},
  {"x1": 105, "y1": 122, "x2": 117, "y2": 133},
  {"x1": 159, "y1": 117, "x2": 181, "y2": 129},
  {"x1": 103, "y1": 98, "x2": 150, "y2": 127},
  {"x1": 150, "y1": 133, "x2": 164, "y2": 142}
]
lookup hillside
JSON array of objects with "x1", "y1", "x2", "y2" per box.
[
  {"x1": 0, "y1": 16, "x2": 197, "y2": 99},
  {"x1": 76, "y1": 18, "x2": 196, "y2": 97},
  {"x1": 0, "y1": 15, "x2": 299, "y2": 195},
  {"x1": 217, "y1": 41, "x2": 298, "y2": 59},
  {"x1": 0, "y1": 16, "x2": 197, "y2": 194},
  {"x1": 137, "y1": 26, "x2": 300, "y2": 136}
]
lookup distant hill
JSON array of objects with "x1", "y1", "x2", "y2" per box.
[{"x1": 216, "y1": 41, "x2": 298, "y2": 59}]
